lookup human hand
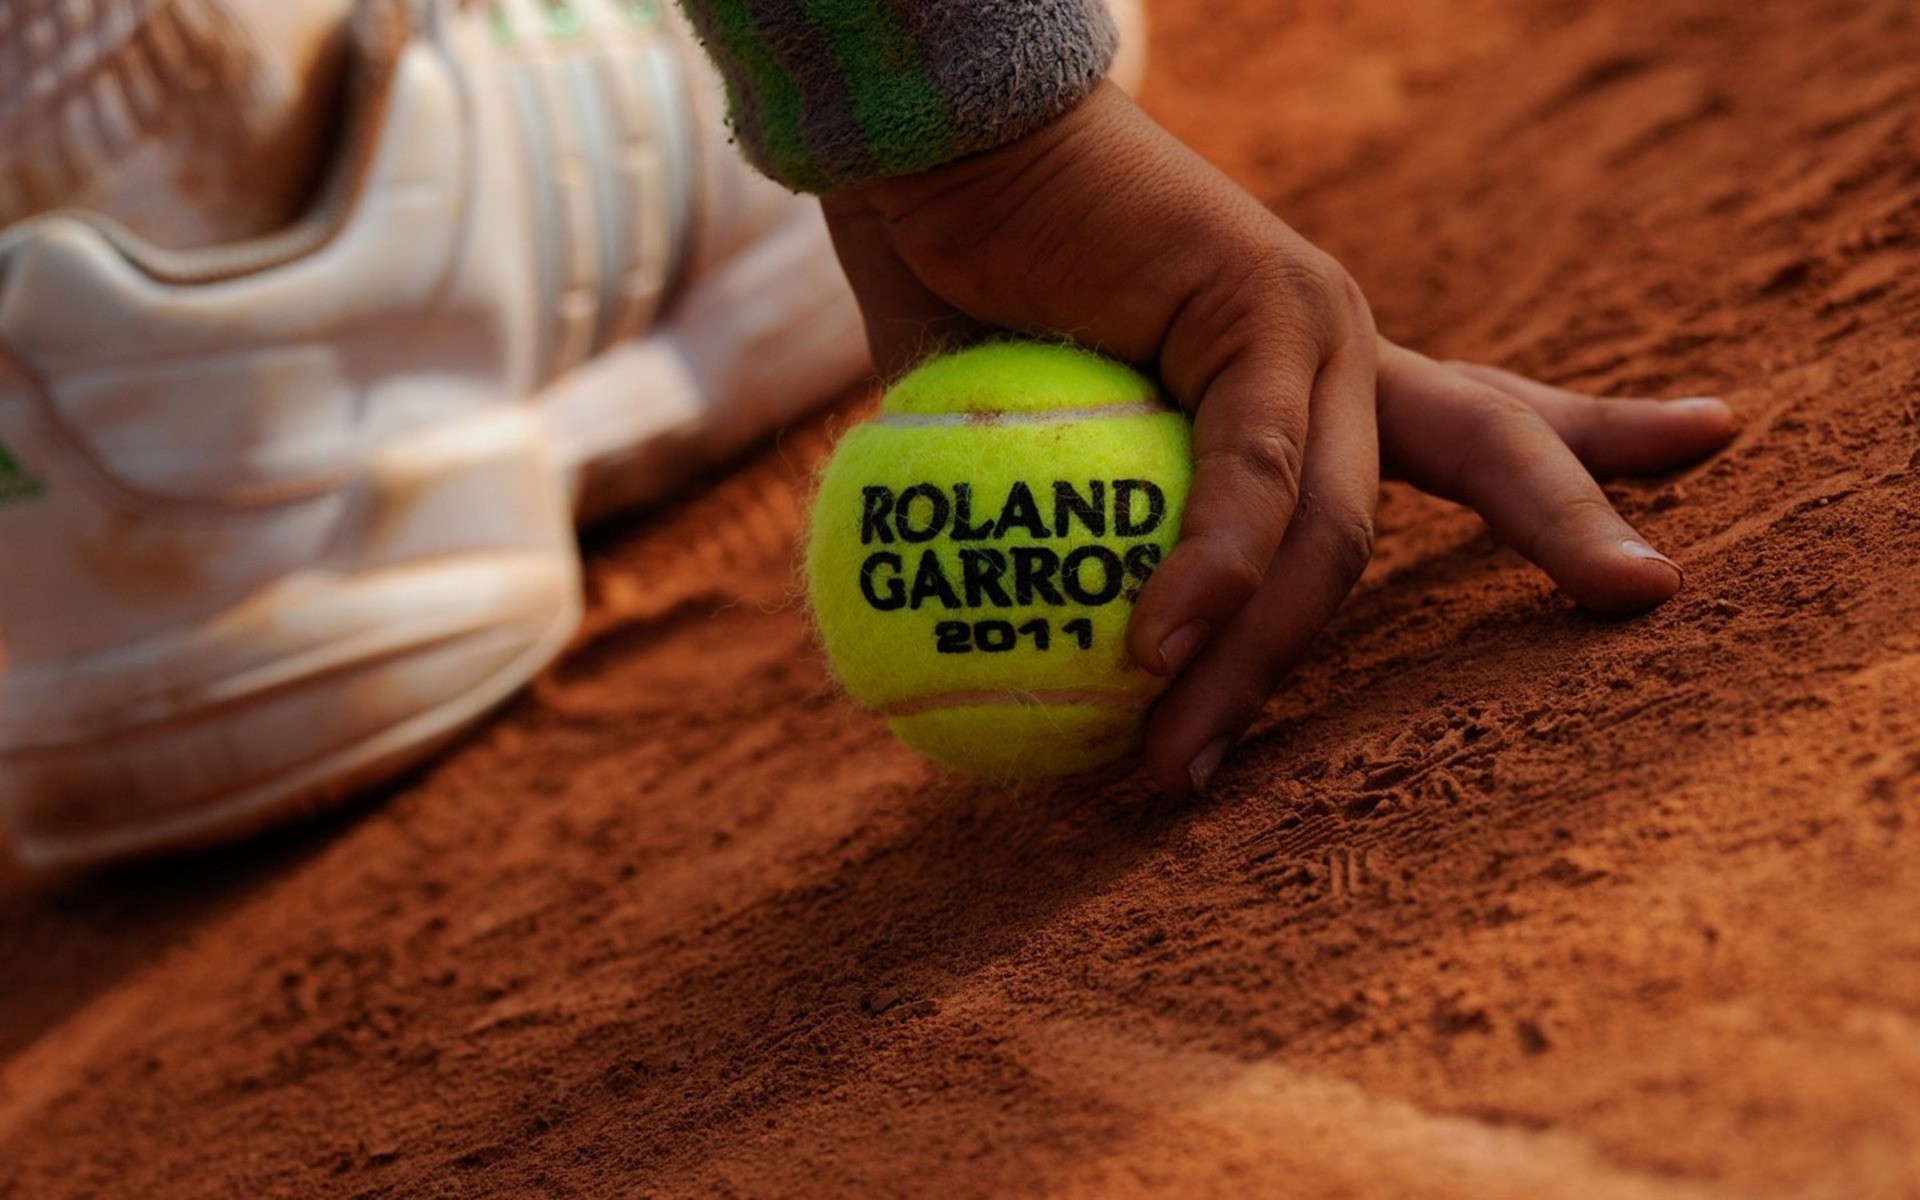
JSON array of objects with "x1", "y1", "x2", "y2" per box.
[
  {"x1": 821, "y1": 83, "x2": 1736, "y2": 795},
  {"x1": 1143, "y1": 340, "x2": 1737, "y2": 794}
]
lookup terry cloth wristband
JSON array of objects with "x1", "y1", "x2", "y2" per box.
[{"x1": 674, "y1": 0, "x2": 1120, "y2": 193}]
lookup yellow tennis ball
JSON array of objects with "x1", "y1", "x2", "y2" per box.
[{"x1": 805, "y1": 340, "x2": 1193, "y2": 778}]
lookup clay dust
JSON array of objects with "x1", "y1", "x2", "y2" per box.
[{"x1": 5, "y1": 0, "x2": 1920, "y2": 1195}]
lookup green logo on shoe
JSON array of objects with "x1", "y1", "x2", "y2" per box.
[
  {"x1": 623, "y1": 0, "x2": 664, "y2": 27},
  {"x1": 0, "y1": 440, "x2": 45, "y2": 506},
  {"x1": 489, "y1": 0, "x2": 660, "y2": 44}
]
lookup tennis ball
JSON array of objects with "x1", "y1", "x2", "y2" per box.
[{"x1": 805, "y1": 340, "x2": 1193, "y2": 778}]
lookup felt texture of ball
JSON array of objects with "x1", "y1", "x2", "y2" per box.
[{"x1": 805, "y1": 340, "x2": 1193, "y2": 778}]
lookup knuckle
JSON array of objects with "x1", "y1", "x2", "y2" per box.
[
  {"x1": 1530, "y1": 492, "x2": 1621, "y2": 558},
  {"x1": 1202, "y1": 429, "x2": 1308, "y2": 507},
  {"x1": 1175, "y1": 529, "x2": 1269, "y2": 609},
  {"x1": 1459, "y1": 390, "x2": 1550, "y2": 470},
  {"x1": 1207, "y1": 539, "x2": 1270, "y2": 604},
  {"x1": 1293, "y1": 492, "x2": 1375, "y2": 591},
  {"x1": 1333, "y1": 267, "x2": 1375, "y2": 341},
  {"x1": 1217, "y1": 250, "x2": 1343, "y2": 353},
  {"x1": 1465, "y1": 384, "x2": 1537, "y2": 430},
  {"x1": 1443, "y1": 393, "x2": 1543, "y2": 495},
  {"x1": 1317, "y1": 506, "x2": 1378, "y2": 587},
  {"x1": 1273, "y1": 257, "x2": 1343, "y2": 344},
  {"x1": 1299, "y1": 249, "x2": 1347, "y2": 300}
]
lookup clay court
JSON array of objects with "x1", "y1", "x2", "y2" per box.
[{"x1": 6, "y1": 0, "x2": 1920, "y2": 1193}]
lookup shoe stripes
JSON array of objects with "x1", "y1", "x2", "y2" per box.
[{"x1": 478, "y1": 0, "x2": 697, "y2": 387}]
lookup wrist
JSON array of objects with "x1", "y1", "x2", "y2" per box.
[
  {"x1": 837, "y1": 84, "x2": 1138, "y2": 219},
  {"x1": 679, "y1": 0, "x2": 1120, "y2": 193}
]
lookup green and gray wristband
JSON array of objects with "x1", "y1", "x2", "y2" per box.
[{"x1": 675, "y1": 0, "x2": 1119, "y2": 193}]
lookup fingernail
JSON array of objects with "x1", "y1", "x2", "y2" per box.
[
  {"x1": 1188, "y1": 739, "x2": 1230, "y2": 795},
  {"x1": 1621, "y1": 539, "x2": 1683, "y2": 583},
  {"x1": 1157, "y1": 619, "x2": 1212, "y2": 675},
  {"x1": 1663, "y1": 397, "x2": 1728, "y2": 415}
]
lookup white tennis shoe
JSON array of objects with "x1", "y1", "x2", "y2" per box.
[{"x1": 0, "y1": 0, "x2": 869, "y2": 867}]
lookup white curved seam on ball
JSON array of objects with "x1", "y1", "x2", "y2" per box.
[
  {"x1": 878, "y1": 689, "x2": 1149, "y2": 717},
  {"x1": 873, "y1": 402, "x2": 1170, "y2": 428}
]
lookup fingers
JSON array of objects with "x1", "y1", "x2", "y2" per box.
[
  {"x1": 820, "y1": 195, "x2": 985, "y2": 376},
  {"x1": 1127, "y1": 263, "x2": 1362, "y2": 677},
  {"x1": 1128, "y1": 349, "x2": 1311, "y2": 674},
  {"x1": 1378, "y1": 343, "x2": 1684, "y2": 614},
  {"x1": 1142, "y1": 319, "x2": 1380, "y2": 796},
  {"x1": 841, "y1": 89, "x2": 1373, "y2": 677},
  {"x1": 1444, "y1": 361, "x2": 1739, "y2": 475}
]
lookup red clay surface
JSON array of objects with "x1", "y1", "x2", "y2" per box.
[{"x1": 6, "y1": 0, "x2": 1920, "y2": 1194}]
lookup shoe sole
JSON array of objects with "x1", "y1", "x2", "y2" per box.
[
  {"x1": 1, "y1": 405, "x2": 584, "y2": 869},
  {"x1": 0, "y1": 205, "x2": 868, "y2": 871}
]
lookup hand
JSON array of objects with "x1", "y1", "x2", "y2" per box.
[
  {"x1": 824, "y1": 83, "x2": 1381, "y2": 790},
  {"x1": 821, "y1": 84, "x2": 1737, "y2": 795},
  {"x1": 1145, "y1": 342, "x2": 1737, "y2": 794}
]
